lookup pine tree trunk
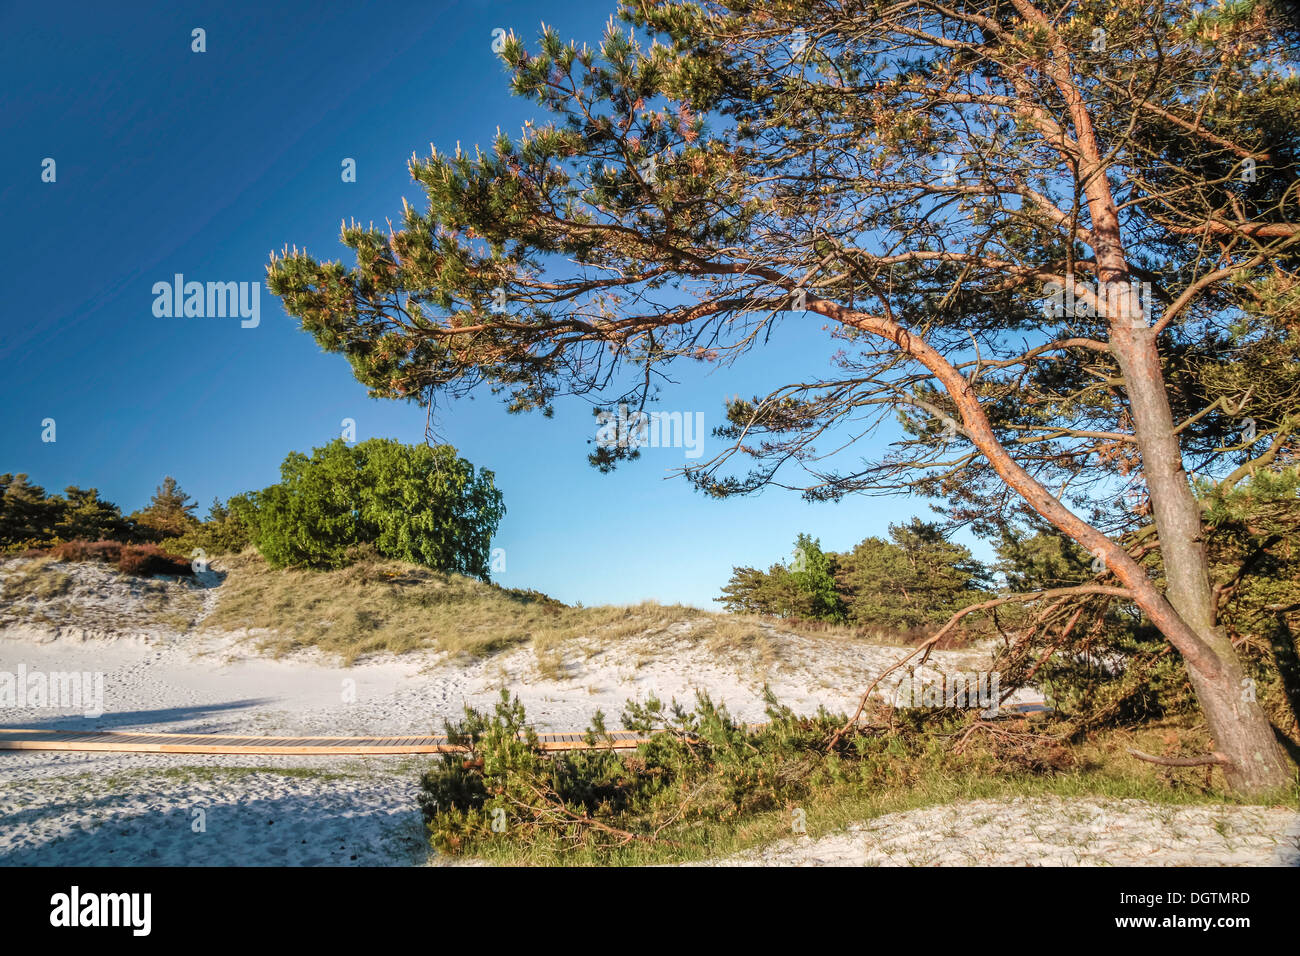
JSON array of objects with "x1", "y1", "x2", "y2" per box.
[
  {"x1": 1110, "y1": 320, "x2": 1292, "y2": 795},
  {"x1": 830, "y1": 290, "x2": 1294, "y2": 796}
]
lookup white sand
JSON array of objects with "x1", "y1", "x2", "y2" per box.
[
  {"x1": 694, "y1": 797, "x2": 1300, "y2": 867},
  {"x1": 0, "y1": 757, "x2": 428, "y2": 866},
  {"x1": 0, "y1": 623, "x2": 1012, "y2": 738},
  {"x1": 2, "y1": 562, "x2": 1295, "y2": 866}
]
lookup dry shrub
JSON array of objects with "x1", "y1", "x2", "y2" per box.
[
  {"x1": 51, "y1": 539, "x2": 122, "y2": 563},
  {"x1": 117, "y1": 543, "x2": 194, "y2": 577},
  {"x1": 40, "y1": 539, "x2": 193, "y2": 577}
]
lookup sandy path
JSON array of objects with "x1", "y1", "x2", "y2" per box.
[{"x1": 5, "y1": 760, "x2": 1295, "y2": 866}]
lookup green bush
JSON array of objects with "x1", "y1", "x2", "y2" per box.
[
  {"x1": 241, "y1": 438, "x2": 505, "y2": 578},
  {"x1": 716, "y1": 533, "x2": 845, "y2": 621},
  {"x1": 418, "y1": 688, "x2": 1092, "y2": 863},
  {"x1": 421, "y1": 688, "x2": 882, "y2": 859},
  {"x1": 717, "y1": 522, "x2": 990, "y2": 627}
]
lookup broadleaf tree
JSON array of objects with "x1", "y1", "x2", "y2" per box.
[
  {"x1": 239, "y1": 439, "x2": 505, "y2": 578},
  {"x1": 269, "y1": 0, "x2": 1300, "y2": 793}
]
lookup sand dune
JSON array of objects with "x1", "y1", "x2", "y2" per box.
[{"x1": 2, "y1": 559, "x2": 1294, "y2": 867}]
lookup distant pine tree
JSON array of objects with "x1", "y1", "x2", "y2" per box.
[
  {"x1": 130, "y1": 476, "x2": 200, "y2": 541},
  {"x1": 715, "y1": 566, "x2": 768, "y2": 614},
  {"x1": 55, "y1": 486, "x2": 133, "y2": 542},
  {"x1": 715, "y1": 534, "x2": 845, "y2": 622},
  {"x1": 718, "y1": 523, "x2": 989, "y2": 627},
  {"x1": 837, "y1": 520, "x2": 991, "y2": 629},
  {"x1": 0, "y1": 474, "x2": 63, "y2": 548}
]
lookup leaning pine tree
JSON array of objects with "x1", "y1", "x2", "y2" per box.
[{"x1": 269, "y1": 0, "x2": 1300, "y2": 794}]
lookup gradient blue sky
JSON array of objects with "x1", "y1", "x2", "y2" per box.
[{"x1": 1, "y1": 0, "x2": 987, "y2": 607}]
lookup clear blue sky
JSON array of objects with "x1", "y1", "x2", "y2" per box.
[{"x1": 0, "y1": 0, "x2": 983, "y2": 607}]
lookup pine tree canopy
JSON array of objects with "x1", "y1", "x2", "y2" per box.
[{"x1": 268, "y1": 0, "x2": 1300, "y2": 792}]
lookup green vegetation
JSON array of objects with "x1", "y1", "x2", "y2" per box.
[
  {"x1": 159, "y1": 495, "x2": 254, "y2": 560},
  {"x1": 267, "y1": 0, "x2": 1300, "y2": 794},
  {"x1": 718, "y1": 521, "x2": 990, "y2": 630},
  {"x1": 713, "y1": 472, "x2": 1300, "y2": 758},
  {"x1": 717, "y1": 533, "x2": 843, "y2": 622},
  {"x1": 235, "y1": 438, "x2": 504, "y2": 578},
  {"x1": 420, "y1": 690, "x2": 1295, "y2": 865},
  {"x1": 3, "y1": 438, "x2": 504, "y2": 580},
  {"x1": 1, "y1": 472, "x2": 212, "y2": 553},
  {"x1": 1, "y1": 475, "x2": 133, "y2": 550},
  {"x1": 129, "y1": 476, "x2": 201, "y2": 541},
  {"x1": 976, "y1": 468, "x2": 1300, "y2": 755},
  {"x1": 785, "y1": 532, "x2": 844, "y2": 622},
  {"x1": 841, "y1": 520, "x2": 993, "y2": 628}
]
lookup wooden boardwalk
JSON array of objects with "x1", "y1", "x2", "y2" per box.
[
  {"x1": 0, "y1": 704, "x2": 1050, "y2": 756},
  {"x1": 0, "y1": 727, "x2": 654, "y2": 755}
]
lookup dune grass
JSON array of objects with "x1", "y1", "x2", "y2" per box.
[
  {"x1": 202, "y1": 550, "x2": 836, "y2": 665},
  {"x1": 0, "y1": 554, "x2": 205, "y2": 632},
  {"x1": 1, "y1": 547, "x2": 980, "y2": 667},
  {"x1": 0, "y1": 555, "x2": 73, "y2": 603}
]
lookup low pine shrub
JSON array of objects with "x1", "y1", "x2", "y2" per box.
[
  {"x1": 420, "y1": 689, "x2": 903, "y2": 860},
  {"x1": 417, "y1": 690, "x2": 1106, "y2": 863}
]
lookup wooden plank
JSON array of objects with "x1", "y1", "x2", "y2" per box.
[{"x1": 0, "y1": 726, "x2": 667, "y2": 755}]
